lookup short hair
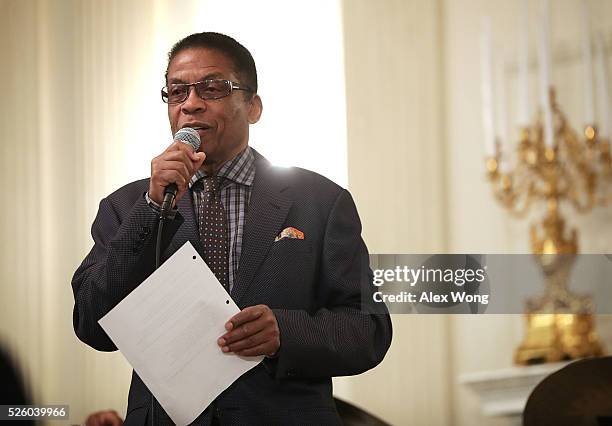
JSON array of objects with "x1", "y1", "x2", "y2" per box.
[{"x1": 165, "y1": 32, "x2": 258, "y2": 93}]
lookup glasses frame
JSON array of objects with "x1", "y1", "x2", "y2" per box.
[{"x1": 161, "y1": 79, "x2": 253, "y2": 104}]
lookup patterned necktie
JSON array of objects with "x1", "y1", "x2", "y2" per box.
[{"x1": 198, "y1": 176, "x2": 229, "y2": 290}]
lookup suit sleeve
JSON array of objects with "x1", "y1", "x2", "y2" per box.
[
  {"x1": 271, "y1": 189, "x2": 392, "y2": 379},
  {"x1": 71, "y1": 195, "x2": 183, "y2": 351}
]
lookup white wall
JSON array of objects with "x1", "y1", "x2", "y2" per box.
[
  {"x1": 339, "y1": 1, "x2": 451, "y2": 425},
  {"x1": 341, "y1": 0, "x2": 612, "y2": 425}
]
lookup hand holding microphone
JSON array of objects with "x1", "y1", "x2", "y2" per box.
[{"x1": 149, "y1": 128, "x2": 205, "y2": 212}]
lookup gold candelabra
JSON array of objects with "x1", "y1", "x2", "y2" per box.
[{"x1": 486, "y1": 89, "x2": 612, "y2": 365}]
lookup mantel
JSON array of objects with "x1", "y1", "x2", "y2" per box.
[{"x1": 458, "y1": 361, "x2": 572, "y2": 418}]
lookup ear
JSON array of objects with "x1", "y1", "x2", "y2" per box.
[{"x1": 247, "y1": 94, "x2": 263, "y2": 124}]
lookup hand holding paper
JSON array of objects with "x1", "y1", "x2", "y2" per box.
[{"x1": 218, "y1": 304, "x2": 281, "y2": 357}]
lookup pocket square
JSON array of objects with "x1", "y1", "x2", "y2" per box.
[{"x1": 274, "y1": 227, "x2": 305, "y2": 242}]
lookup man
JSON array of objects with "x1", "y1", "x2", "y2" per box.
[{"x1": 72, "y1": 32, "x2": 392, "y2": 425}]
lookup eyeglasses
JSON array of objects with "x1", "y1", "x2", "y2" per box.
[{"x1": 161, "y1": 79, "x2": 253, "y2": 104}]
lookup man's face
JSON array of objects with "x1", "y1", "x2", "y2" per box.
[{"x1": 166, "y1": 48, "x2": 262, "y2": 166}]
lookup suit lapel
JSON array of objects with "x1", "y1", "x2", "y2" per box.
[
  {"x1": 162, "y1": 193, "x2": 205, "y2": 261},
  {"x1": 232, "y1": 155, "x2": 292, "y2": 304}
]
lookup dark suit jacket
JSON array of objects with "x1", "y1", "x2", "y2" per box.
[{"x1": 72, "y1": 150, "x2": 392, "y2": 425}]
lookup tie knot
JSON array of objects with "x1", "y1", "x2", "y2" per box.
[{"x1": 203, "y1": 176, "x2": 221, "y2": 193}]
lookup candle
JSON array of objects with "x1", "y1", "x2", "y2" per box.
[
  {"x1": 517, "y1": 0, "x2": 530, "y2": 127},
  {"x1": 582, "y1": 0, "x2": 594, "y2": 125},
  {"x1": 538, "y1": 0, "x2": 554, "y2": 147},
  {"x1": 480, "y1": 17, "x2": 496, "y2": 156},
  {"x1": 496, "y1": 56, "x2": 510, "y2": 172},
  {"x1": 496, "y1": 56, "x2": 508, "y2": 151},
  {"x1": 595, "y1": 35, "x2": 610, "y2": 139}
]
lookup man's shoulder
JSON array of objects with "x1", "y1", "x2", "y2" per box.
[
  {"x1": 251, "y1": 148, "x2": 344, "y2": 200},
  {"x1": 265, "y1": 164, "x2": 345, "y2": 201}
]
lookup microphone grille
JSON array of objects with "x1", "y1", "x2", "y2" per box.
[{"x1": 174, "y1": 127, "x2": 201, "y2": 150}]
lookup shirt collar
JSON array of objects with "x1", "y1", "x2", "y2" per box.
[{"x1": 189, "y1": 146, "x2": 255, "y2": 189}]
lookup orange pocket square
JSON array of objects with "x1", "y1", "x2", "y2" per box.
[{"x1": 274, "y1": 227, "x2": 305, "y2": 242}]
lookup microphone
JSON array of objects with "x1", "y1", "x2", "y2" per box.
[{"x1": 160, "y1": 127, "x2": 202, "y2": 216}]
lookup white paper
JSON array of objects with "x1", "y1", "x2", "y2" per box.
[{"x1": 99, "y1": 241, "x2": 263, "y2": 426}]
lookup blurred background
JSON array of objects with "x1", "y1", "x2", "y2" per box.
[{"x1": 0, "y1": 0, "x2": 611, "y2": 425}]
